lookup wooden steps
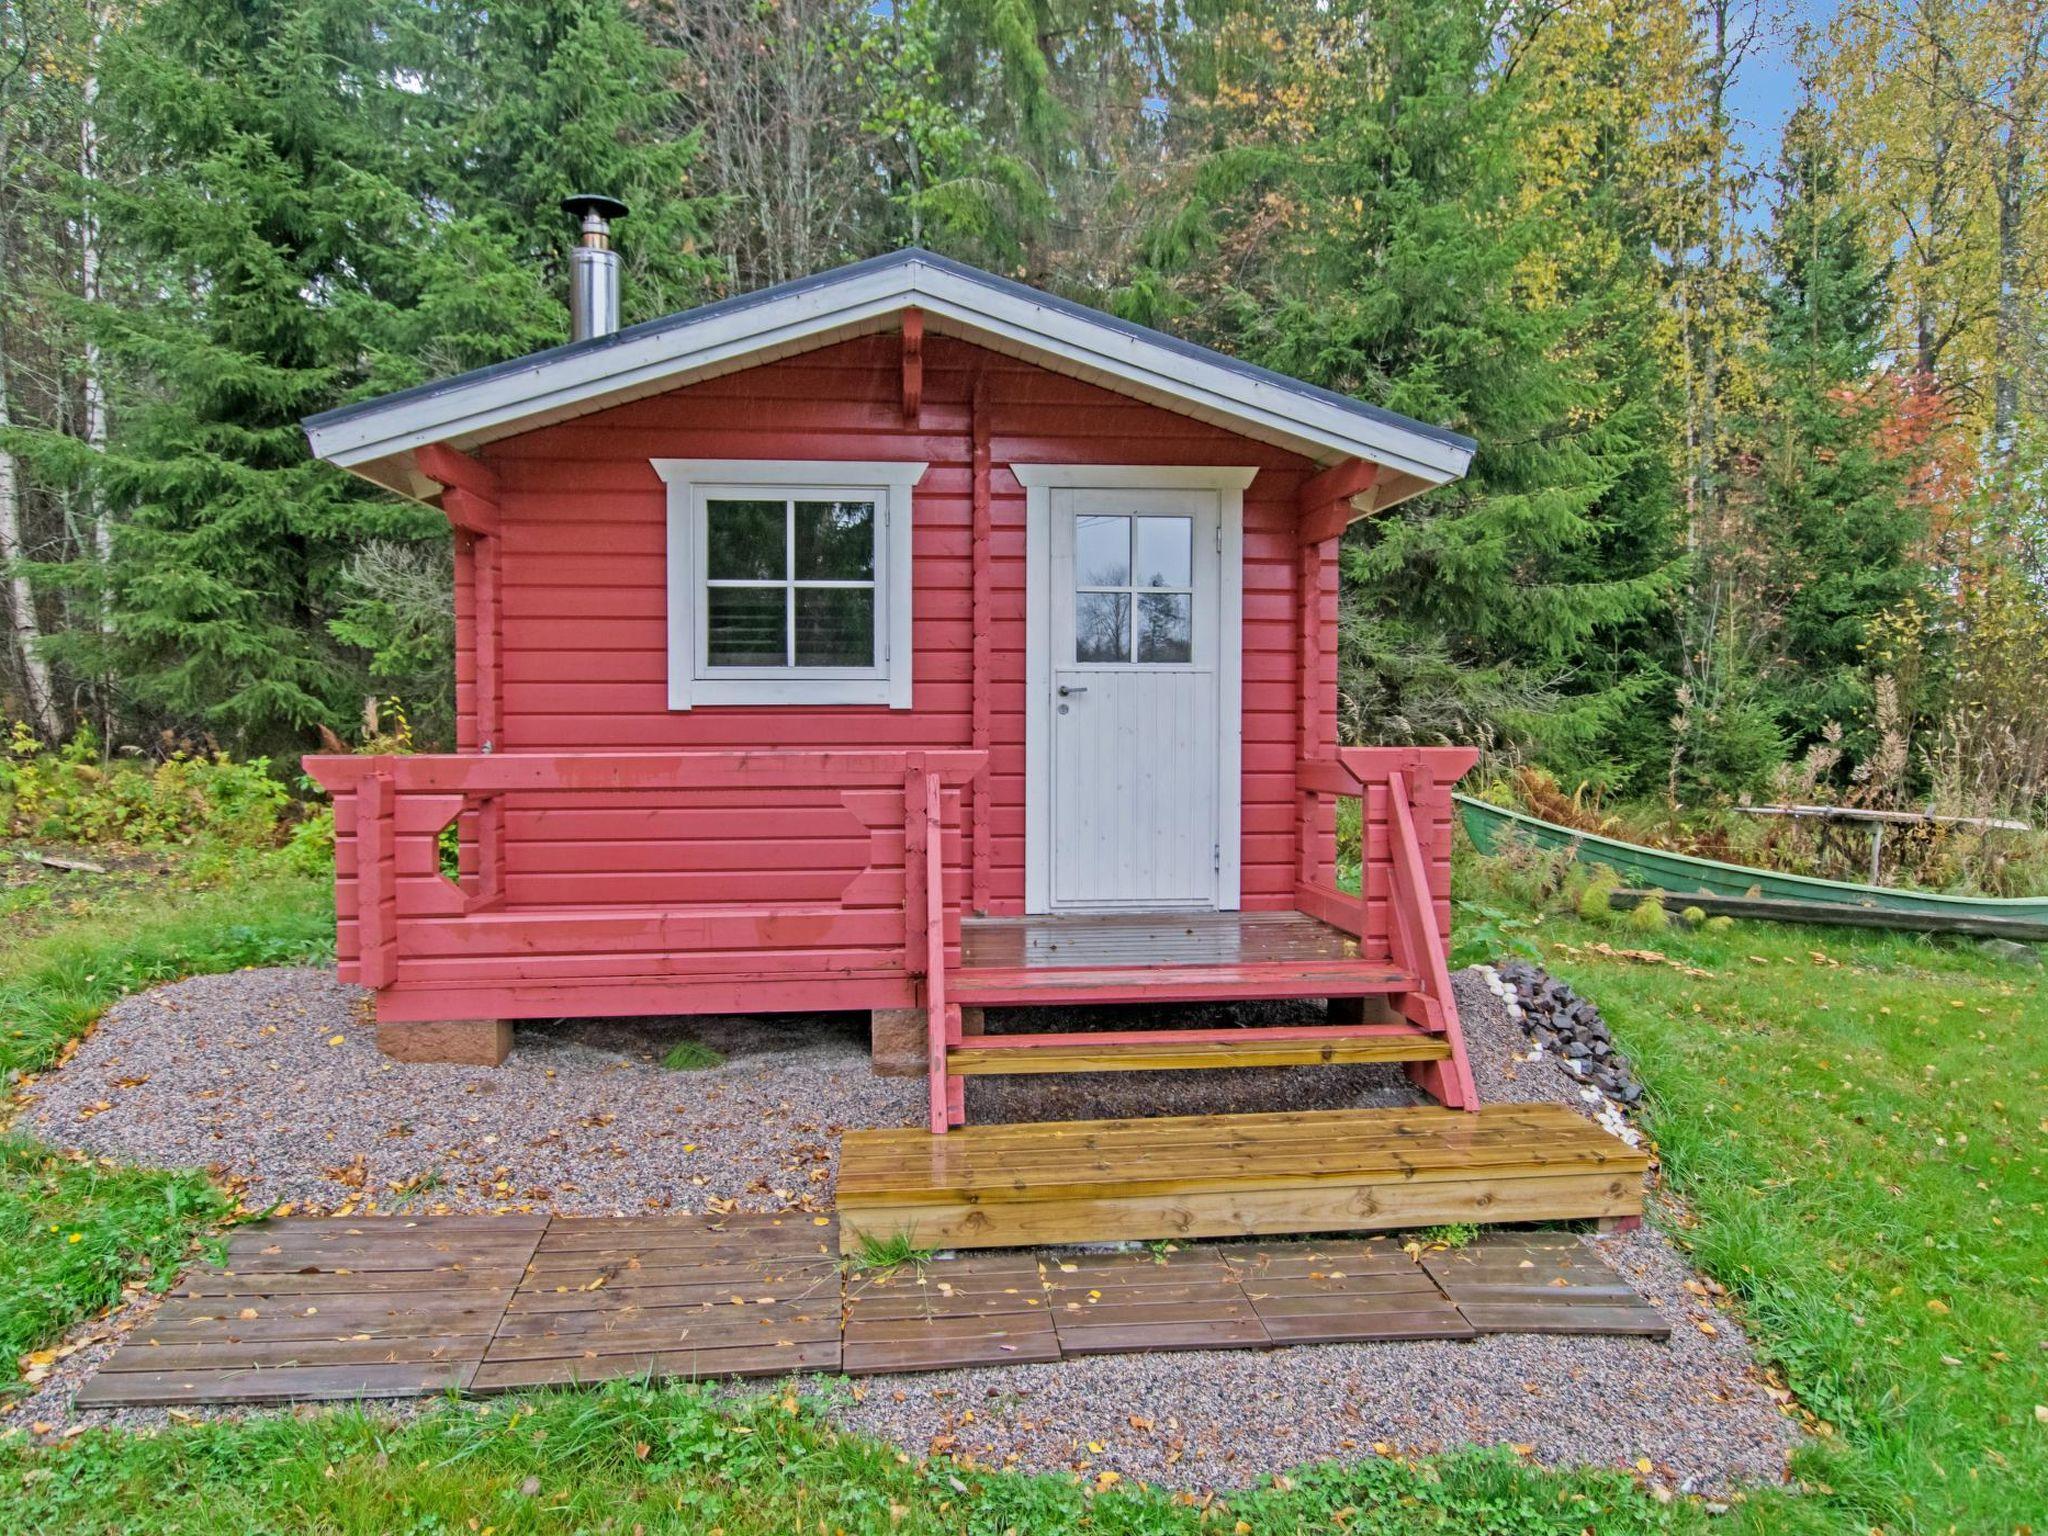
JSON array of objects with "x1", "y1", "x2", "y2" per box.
[
  {"x1": 948, "y1": 960, "x2": 1417, "y2": 1006},
  {"x1": 946, "y1": 1024, "x2": 1451, "y2": 1075},
  {"x1": 836, "y1": 1104, "x2": 1649, "y2": 1252}
]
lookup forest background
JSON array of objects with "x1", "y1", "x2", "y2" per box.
[{"x1": 2, "y1": 0, "x2": 2044, "y2": 856}]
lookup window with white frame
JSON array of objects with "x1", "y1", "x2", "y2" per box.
[{"x1": 653, "y1": 460, "x2": 925, "y2": 708}]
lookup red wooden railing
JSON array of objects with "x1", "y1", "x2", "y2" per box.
[
  {"x1": 304, "y1": 751, "x2": 982, "y2": 1020},
  {"x1": 1293, "y1": 746, "x2": 1480, "y2": 1109}
]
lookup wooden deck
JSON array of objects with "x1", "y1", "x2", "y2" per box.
[
  {"x1": 837, "y1": 1104, "x2": 1649, "y2": 1251},
  {"x1": 77, "y1": 1214, "x2": 1665, "y2": 1406}
]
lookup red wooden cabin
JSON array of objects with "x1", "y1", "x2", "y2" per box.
[{"x1": 302, "y1": 243, "x2": 1483, "y2": 1135}]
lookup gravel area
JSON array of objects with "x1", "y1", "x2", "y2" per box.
[
  {"x1": 10, "y1": 964, "x2": 1799, "y2": 1496},
  {"x1": 831, "y1": 1220, "x2": 1789, "y2": 1497}
]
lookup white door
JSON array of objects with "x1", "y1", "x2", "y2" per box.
[{"x1": 1048, "y1": 487, "x2": 1222, "y2": 909}]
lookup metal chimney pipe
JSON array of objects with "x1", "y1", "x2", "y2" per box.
[{"x1": 561, "y1": 193, "x2": 628, "y2": 342}]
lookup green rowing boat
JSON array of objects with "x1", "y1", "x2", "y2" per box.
[{"x1": 1455, "y1": 793, "x2": 2048, "y2": 923}]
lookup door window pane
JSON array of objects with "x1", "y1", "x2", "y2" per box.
[
  {"x1": 794, "y1": 587, "x2": 874, "y2": 667},
  {"x1": 705, "y1": 586, "x2": 787, "y2": 667},
  {"x1": 794, "y1": 499, "x2": 875, "y2": 581},
  {"x1": 705, "y1": 499, "x2": 786, "y2": 581},
  {"x1": 1074, "y1": 591, "x2": 1130, "y2": 663},
  {"x1": 1134, "y1": 516, "x2": 1192, "y2": 589},
  {"x1": 1136, "y1": 592, "x2": 1193, "y2": 663},
  {"x1": 1075, "y1": 515, "x2": 1130, "y2": 587}
]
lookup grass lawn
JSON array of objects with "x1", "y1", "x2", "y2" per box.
[
  {"x1": 0, "y1": 847, "x2": 2039, "y2": 1533},
  {"x1": 0, "y1": 865, "x2": 335, "y2": 1392},
  {"x1": 1498, "y1": 884, "x2": 2046, "y2": 1536}
]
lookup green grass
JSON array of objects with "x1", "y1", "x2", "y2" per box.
[
  {"x1": 0, "y1": 862, "x2": 333, "y2": 1376},
  {"x1": 0, "y1": 869, "x2": 334, "y2": 1079},
  {"x1": 0, "y1": 1378, "x2": 1707, "y2": 1533},
  {"x1": 660, "y1": 1037, "x2": 726, "y2": 1071},
  {"x1": 846, "y1": 1229, "x2": 935, "y2": 1273},
  {"x1": 0, "y1": 1139, "x2": 233, "y2": 1370},
  {"x1": 1476, "y1": 859, "x2": 2047, "y2": 1536}
]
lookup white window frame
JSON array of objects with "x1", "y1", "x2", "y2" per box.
[{"x1": 653, "y1": 459, "x2": 926, "y2": 709}]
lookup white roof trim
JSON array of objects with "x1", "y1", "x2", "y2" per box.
[{"x1": 306, "y1": 254, "x2": 1476, "y2": 494}]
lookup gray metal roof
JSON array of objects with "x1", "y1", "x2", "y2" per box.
[{"x1": 304, "y1": 248, "x2": 1475, "y2": 458}]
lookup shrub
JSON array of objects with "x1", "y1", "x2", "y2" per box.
[
  {"x1": 1704, "y1": 914, "x2": 1736, "y2": 933},
  {"x1": 1625, "y1": 894, "x2": 1668, "y2": 931},
  {"x1": 1576, "y1": 873, "x2": 1619, "y2": 921},
  {"x1": 0, "y1": 725, "x2": 290, "y2": 848},
  {"x1": 1681, "y1": 905, "x2": 1708, "y2": 927}
]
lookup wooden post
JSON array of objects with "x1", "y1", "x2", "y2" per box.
[
  {"x1": 356, "y1": 772, "x2": 396, "y2": 989},
  {"x1": 903, "y1": 762, "x2": 928, "y2": 978},
  {"x1": 918, "y1": 771, "x2": 956, "y2": 1134}
]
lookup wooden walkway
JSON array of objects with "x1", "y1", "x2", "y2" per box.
[
  {"x1": 78, "y1": 1216, "x2": 1666, "y2": 1408},
  {"x1": 837, "y1": 1104, "x2": 1649, "y2": 1252}
]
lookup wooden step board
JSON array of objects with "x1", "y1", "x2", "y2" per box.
[
  {"x1": 949, "y1": 960, "x2": 1416, "y2": 1007},
  {"x1": 837, "y1": 1104, "x2": 1648, "y2": 1252},
  {"x1": 948, "y1": 1025, "x2": 1451, "y2": 1075}
]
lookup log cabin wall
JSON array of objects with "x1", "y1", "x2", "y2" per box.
[{"x1": 454, "y1": 332, "x2": 1331, "y2": 919}]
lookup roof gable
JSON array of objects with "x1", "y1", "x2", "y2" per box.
[{"x1": 304, "y1": 249, "x2": 1475, "y2": 501}]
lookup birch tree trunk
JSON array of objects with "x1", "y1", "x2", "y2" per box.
[
  {"x1": 80, "y1": 3, "x2": 110, "y2": 590},
  {"x1": 0, "y1": 98, "x2": 63, "y2": 742},
  {"x1": 0, "y1": 362, "x2": 63, "y2": 743}
]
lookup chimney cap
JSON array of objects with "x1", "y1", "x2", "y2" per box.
[{"x1": 561, "y1": 193, "x2": 628, "y2": 222}]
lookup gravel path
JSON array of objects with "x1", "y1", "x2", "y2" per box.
[{"x1": 11, "y1": 965, "x2": 1800, "y2": 1496}]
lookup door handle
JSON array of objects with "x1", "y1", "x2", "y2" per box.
[{"x1": 1058, "y1": 685, "x2": 1088, "y2": 697}]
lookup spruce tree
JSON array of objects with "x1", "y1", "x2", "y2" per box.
[
  {"x1": 69, "y1": 0, "x2": 710, "y2": 751},
  {"x1": 1750, "y1": 102, "x2": 1924, "y2": 748},
  {"x1": 1130, "y1": 0, "x2": 1677, "y2": 784}
]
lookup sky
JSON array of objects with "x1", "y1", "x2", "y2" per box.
[{"x1": 1727, "y1": 0, "x2": 1843, "y2": 173}]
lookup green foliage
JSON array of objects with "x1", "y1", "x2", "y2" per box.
[
  {"x1": 0, "y1": 1139, "x2": 231, "y2": 1368},
  {"x1": 1576, "y1": 873, "x2": 1620, "y2": 921},
  {"x1": 1446, "y1": 900, "x2": 1538, "y2": 970},
  {"x1": 1745, "y1": 104, "x2": 1926, "y2": 752},
  {"x1": 0, "y1": 724, "x2": 289, "y2": 847},
  {"x1": 0, "y1": 873, "x2": 332, "y2": 1079},
  {"x1": 659, "y1": 1038, "x2": 725, "y2": 1072},
  {"x1": 37, "y1": 0, "x2": 713, "y2": 755},
  {"x1": 1127, "y1": 0, "x2": 1679, "y2": 787},
  {"x1": 1623, "y1": 894, "x2": 1668, "y2": 932}
]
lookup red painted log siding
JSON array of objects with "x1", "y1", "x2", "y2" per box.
[{"x1": 468, "y1": 333, "x2": 1328, "y2": 917}]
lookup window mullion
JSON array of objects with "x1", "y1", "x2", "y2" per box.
[{"x1": 785, "y1": 499, "x2": 796, "y2": 669}]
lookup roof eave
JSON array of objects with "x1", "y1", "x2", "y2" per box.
[{"x1": 306, "y1": 255, "x2": 1476, "y2": 497}]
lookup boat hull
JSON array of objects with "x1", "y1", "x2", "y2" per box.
[{"x1": 1455, "y1": 794, "x2": 2048, "y2": 922}]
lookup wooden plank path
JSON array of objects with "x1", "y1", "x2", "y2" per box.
[{"x1": 78, "y1": 1216, "x2": 1665, "y2": 1408}]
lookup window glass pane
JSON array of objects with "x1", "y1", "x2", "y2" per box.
[
  {"x1": 705, "y1": 586, "x2": 787, "y2": 667},
  {"x1": 1135, "y1": 516, "x2": 1192, "y2": 588},
  {"x1": 794, "y1": 587, "x2": 874, "y2": 667},
  {"x1": 1074, "y1": 515, "x2": 1130, "y2": 587},
  {"x1": 794, "y1": 499, "x2": 874, "y2": 581},
  {"x1": 1136, "y1": 592, "x2": 1193, "y2": 663},
  {"x1": 706, "y1": 499, "x2": 786, "y2": 581},
  {"x1": 1074, "y1": 591, "x2": 1130, "y2": 663}
]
